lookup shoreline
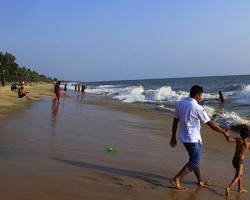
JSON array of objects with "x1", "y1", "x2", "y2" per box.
[{"x1": 0, "y1": 83, "x2": 54, "y2": 119}]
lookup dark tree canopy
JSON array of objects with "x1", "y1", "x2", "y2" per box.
[{"x1": 0, "y1": 52, "x2": 57, "y2": 83}]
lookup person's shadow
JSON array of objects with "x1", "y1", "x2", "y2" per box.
[
  {"x1": 49, "y1": 156, "x2": 169, "y2": 187},
  {"x1": 49, "y1": 157, "x2": 227, "y2": 199}
]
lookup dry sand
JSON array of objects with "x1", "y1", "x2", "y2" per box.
[
  {"x1": 0, "y1": 93, "x2": 249, "y2": 200},
  {"x1": 0, "y1": 83, "x2": 54, "y2": 119}
]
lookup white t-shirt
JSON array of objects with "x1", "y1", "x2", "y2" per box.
[{"x1": 174, "y1": 97, "x2": 210, "y2": 144}]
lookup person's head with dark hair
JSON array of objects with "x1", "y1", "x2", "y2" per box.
[
  {"x1": 240, "y1": 126, "x2": 250, "y2": 139},
  {"x1": 190, "y1": 85, "x2": 203, "y2": 102}
]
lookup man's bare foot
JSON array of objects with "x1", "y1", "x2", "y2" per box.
[
  {"x1": 198, "y1": 179, "x2": 213, "y2": 187},
  {"x1": 238, "y1": 188, "x2": 248, "y2": 193},
  {"x1": 225, "y1": 187, "x2": 230, "y2": 196},
  {"x1": 169, "y1": 179, "x2": 186, "y2": 190}
]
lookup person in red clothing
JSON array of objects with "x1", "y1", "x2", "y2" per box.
[{"x1": 54, "y1": 81, "x2": 61, "y2": 103}]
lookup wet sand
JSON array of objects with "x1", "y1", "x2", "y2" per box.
[{"x1": 0, "y1": 94, "x2": 249, "y2": 200}]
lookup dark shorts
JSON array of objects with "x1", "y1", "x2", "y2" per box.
[
  {"x1": 232, "y1": 157, "x2": 243, "y2": 168},
  {"x1": 183, "y1": 142, "x2": 202, "y2": 171}
]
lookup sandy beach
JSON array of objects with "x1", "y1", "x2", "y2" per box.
[
  {"x1": 0, "y1": 92, "x2": 249, "y2": 200},
  {"x1": 2, "y1": 0, "x2": 250, "y2": 199},
  {"x1": 0, "y1": 83, "x2": 54, "y2": 119}
]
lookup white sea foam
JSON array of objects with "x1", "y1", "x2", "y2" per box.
[
  {"x1": 213, "y1": 111, "x2": 249, "y2": 128},
  {"x1": 203, "y1": 105, "x2": 216, "y2": 118},
  {"x1": 235, "y1": 84, "x2": 250, "y2": 104},
  {"x1": 68, "y1": 82, "x2": 250, "y2": 128},
  {"x1": 84, "y1": 85, "x2": 123, "y2": 95},
  {"x1": 67, "y1": 85, "x2": 76, "y2": 90},
  {"x1": 203, "y1": 105, "x2": 248, "y2": 128},
  {"x1": 98, "y1": 85, "x2": 117, "y2": 88},
  {"x1": 81, "y1": 84, "x2": 218, "y2": 104},
  {"x1": 154, "y1": 86, "x2": 188, "y2": 102},
  {"x1": 113, "y1": 85, "x2": 145, "y2": 103},
  {"x1": 223, "y1": 84, "x2": 250, "y2": 105}
]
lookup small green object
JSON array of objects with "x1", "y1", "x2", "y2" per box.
[{"x1": 105, "y1": 146, "x2": 117, "y2": 154}]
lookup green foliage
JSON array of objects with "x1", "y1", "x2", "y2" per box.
[{"x1": 0, "y1": 51, "x2": 56, "y2": 83}]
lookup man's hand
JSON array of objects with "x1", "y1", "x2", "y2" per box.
[
  {"x1": 170, "y1": 136, "x2": 177, "y2": 148},
  {"x1": 224, "y1": 129, "x2": 229, "y2": 137},
  {"x1": 171, "y1": 118, "x2": 179, "y2": 148}
]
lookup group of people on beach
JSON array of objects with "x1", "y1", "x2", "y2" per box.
[
  {"x1": 11, "y1": 81, "x2": 33, "y2": 100},
  {"x1": 54, "y1": 82, "x2": 87, "y2": 103},
  {"x1": 74, "y1": 83, "x2": 86, "y2": 98},
  {"x1": 170, "y1": 85, "x2": 250, "y2": 196}
]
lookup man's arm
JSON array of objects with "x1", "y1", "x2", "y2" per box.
[
  {"x1": 225, "y1": 136, "x2": 237, "y2": 143},
  {"x1": 170, "y1": 118, "x2": 179, "y2": 148},
  {"x1": 206, "y1": 120, "x2": 228, "y2": 137}
]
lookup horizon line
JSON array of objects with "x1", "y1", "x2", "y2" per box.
[{"x1": 63, "y1": 73, "x2": 250, "y2": 83}]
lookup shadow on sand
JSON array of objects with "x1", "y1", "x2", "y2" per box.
[
  {"x1": 49, "y1": 157, "x2": 225, "y2": 198},
  {"x1": 49, "y1": 156, "x2": 169, "y2": 187}
]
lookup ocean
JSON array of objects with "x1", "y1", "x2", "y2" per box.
[{"x1": 69, "y1": 75, "x2": 250, "y2": 129}]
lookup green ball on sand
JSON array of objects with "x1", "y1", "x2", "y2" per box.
[{"x1": 105, "y1": 146, "x2": 117, "y2": 154}]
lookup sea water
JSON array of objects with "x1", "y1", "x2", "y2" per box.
[{"x1": 69, "y1": 75, "x2": 250, "y2": 129}]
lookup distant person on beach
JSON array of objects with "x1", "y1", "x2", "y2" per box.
[
  {"x1": 74, "y1": 84, "x2": 77, "y2": 91},
  {"x1": 170, "y1": 85, "x2": 228, "y2": 190},
  {"x1": 64, "y1": 83, "x2": 67, "y2": 92},
  {"x1": 54, "y1": 81, "x2": 61, "y2": 103},
  {"x1": 224, "y1": 126, "x2": 250, "y2": 196},
  {"x1": 219, "y1": 91, "x2": 225, "y2": 103},
  {"x1": 81, "y1": 84, "x2": 86, "y2": 98},
  {"x1": 17, "y1": 85, "x2": 32, "y2": 100},
  {"x1": 77, "y1": 84, "x2": 80, "y2": 93}
]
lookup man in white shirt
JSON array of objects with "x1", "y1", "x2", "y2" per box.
[{"x1": 170, "y1": 85, "x2": 228, "y2": 190}]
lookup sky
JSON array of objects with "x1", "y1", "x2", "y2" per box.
[{"x1": 1, "y1": 0, "x2": 250, "y2": 82}]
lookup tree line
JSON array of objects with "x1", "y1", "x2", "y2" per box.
[{"x1": 0, "y1": 52, "x2": 57, "y2": 83}]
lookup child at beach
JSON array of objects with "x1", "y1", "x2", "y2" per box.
[{"x1": 225, "y1": 126, "x2": 250, "y2": 196}]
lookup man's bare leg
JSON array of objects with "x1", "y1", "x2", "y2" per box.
[
  {"x1": 170, "y1": 165, "x2": 191, "y2": 190},
  {"x1": 194, "y1": 167, "x2": 203, "y2": 185},
  {"x1": 194, "y1": 167, "x2": 211, "y2": 186}
]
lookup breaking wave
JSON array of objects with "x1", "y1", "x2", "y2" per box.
[{"x1": 68, "y1": 82, "x2": 250, "y2": 130}]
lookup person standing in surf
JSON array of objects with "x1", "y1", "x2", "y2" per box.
[
  {"x1": 78, "y1": 84, "x2": 81, "y2": 93},
  {"x1": 64, "y1": 83, "x2": 67, "y2": 93},
  {"x1": 219, "y1": 91, "x2": 225, "y2": 103},
  {"x1": 81, "y1": 84, "x2": 86, "y2": 98},
  {"x1": 169, "y1": 85, "x2": 228, "y2": 190},
  {"x1": 54, "y1": 81, "x2": 61, "y2": 103}
]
